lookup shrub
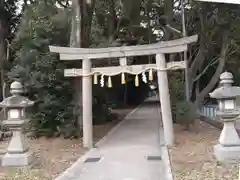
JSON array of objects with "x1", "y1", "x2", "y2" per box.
[
  {"x1": 8, "y1": 2, "x2": 79, "y2": 138},
  {"x1": 168, "y1": 73, "x2": 185, "y2": 123},
  {"x1": 175, "y1": 101, "x2": 197, "y2": 130}
]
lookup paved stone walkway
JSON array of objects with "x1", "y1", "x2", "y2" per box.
[{"x1": 56, "y1": 97, "x2": 167, "y2": 180}]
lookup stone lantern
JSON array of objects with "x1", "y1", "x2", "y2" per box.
[
  {"x1": 209, "y1": 72, "x2": 240, "y2": 163},
  {"x1": 0, "y1": 81, "x2": 34, "y2": 167}
]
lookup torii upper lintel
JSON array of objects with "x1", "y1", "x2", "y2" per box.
[{"x1": 49, "y1": 35, "x2": 198, "y2": 60}]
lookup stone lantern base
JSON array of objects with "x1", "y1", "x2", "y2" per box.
[
  {"x1": 1, "y1": 151, "x2": 34, "y2": 167},
  {"x1": 214, "y1": 144, "x2": 240, "y2": 164}
]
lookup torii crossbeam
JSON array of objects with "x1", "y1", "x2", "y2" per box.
[{"x1": 49, "y1": 35, "x2": 198, "y2": 148}]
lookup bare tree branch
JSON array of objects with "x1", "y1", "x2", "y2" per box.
[{"x1": 195, "y1": 33, "x2": 230, "y2": 105}]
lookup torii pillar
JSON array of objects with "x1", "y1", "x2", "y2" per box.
[
  {"x1": 156, "y1": 53, "x2": 174, "y2": 146},
  {"x1": 82, "y1": 59, "x2": 93, "y2": 148}
]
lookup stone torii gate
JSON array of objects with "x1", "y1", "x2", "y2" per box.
[{"x1": 49, "y1": 35, "x2": 198, "y2": 148}]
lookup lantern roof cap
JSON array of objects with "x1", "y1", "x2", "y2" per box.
[
  {"x1": 209, "y1": 86, "x2": 240, "y2": 99},
  {"x1": 220, "y1": 71, "x2": 233, "y2": 80},
  {"x1": 220, "y1": 71, "x2": 234, "y2": 85},
  {"x1": 0, "y1": 95, "x2": 34, "y2": 108},
  {"x1": 209, "y1": 71, "x2": 240, "y2": 99},
  {"x1": 0, "y1": 81, "x2": 34, "y2": 108}
]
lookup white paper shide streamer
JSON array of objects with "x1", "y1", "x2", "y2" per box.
[
  {"x1": 142, "y1": 72, "x2": 147, "y2": 84},
  {"x1": 100, "y1": 75, "x2": 104, "y2": 87}
]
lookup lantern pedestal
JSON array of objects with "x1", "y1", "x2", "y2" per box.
[
  {"x1": 217, "y1": 111, "x2": 240, "y2": 146},
  {"x1": 214, "y1": 144, "x2": 240, "y2": 164},
  {"x1": 1, "y1": 151, "x2": 33, "y2": 167},
  {"x1": 1, "y1": 120, "x2": 34, "y2": 167},
  {"x1": 219, "y1": 120, "x2": 240, "y2": 146},
  {"x1": 214, "y1": 111, "x2": 240, "y2": 163}
]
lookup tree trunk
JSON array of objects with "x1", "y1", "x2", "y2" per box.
[
  {"x1": 194, "y1": 34, "x2": 229, "y2": 106},
  {"x1": 70, "y1": 0, "x2": 81, "y2": 48},
  {"x1": 70, "y1": 0, "x2": 96, "y2": 48},
  {"x1": 0, "y1": 20, "x2": 5, "y2": 100},
  {"x1": 0, "y1": 17, "x2": 5, "y2": 139},
  {"x1": 108, "y1": 0, "x2": 116, "y2": 43},
  {"x1": 79, "y1": 0, "x2": 96, "y2": 48},
  {"x1": 164, "y1": 0, "x2": 174, "y2": 41},
  {"x1": 70, "y1": 0, "x2": 96, "y2": 129},
  {"x1": 164, "y1": 0, "x2": 173, "y2": 24},
  {"x1": 122, "y1": 0, "x2": 141, "y2": 26},
  {"x1": 188, "y1": 9, "x2": 207, "y2": 99},
  {"x1": 70, "y1": 0, "x2": 83, "y2": 128},
  {"x1": 188, "y1": 43, "x2": 206, "y2": 99}
]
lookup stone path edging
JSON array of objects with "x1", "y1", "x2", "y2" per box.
[{"x1": 162, "y1": 146, "x2": 174, "y2": 180}]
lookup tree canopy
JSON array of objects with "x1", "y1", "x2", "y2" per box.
[{"x1": 0, "y1": 0, "x2": 240, "y2": 136}]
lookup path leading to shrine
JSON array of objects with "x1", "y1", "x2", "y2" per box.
[{"x1": 55, "y1": 97, "x2": 170, "y2": 180}]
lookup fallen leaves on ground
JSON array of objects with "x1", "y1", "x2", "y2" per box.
[
  {"x1": 0, "y1": 107, "x2": 134, "y2": 180},
  {"x1": 0, "y1": 138, "x2": 86, "y2": 180},
  {"x1": 170, "y1": 120, "x2": 238, "y2": 180}
]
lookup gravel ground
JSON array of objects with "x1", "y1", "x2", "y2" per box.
[
  {"x1": 170, "y1": 120, "x2": 239, "y2": 180},
  {"x1": 0, "y1": 107, "x2": 134, "y2": 180},
  {"x1": 0, "y1": 137, "x2": 87, "y2": 180}
]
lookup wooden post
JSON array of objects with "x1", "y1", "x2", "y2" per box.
[
  {"x1": 156, "y1": 53, "x2": 174, "y2": 147},
  {"x1": 82, "y1": 59, "x2": 93, "y2": 148}
]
